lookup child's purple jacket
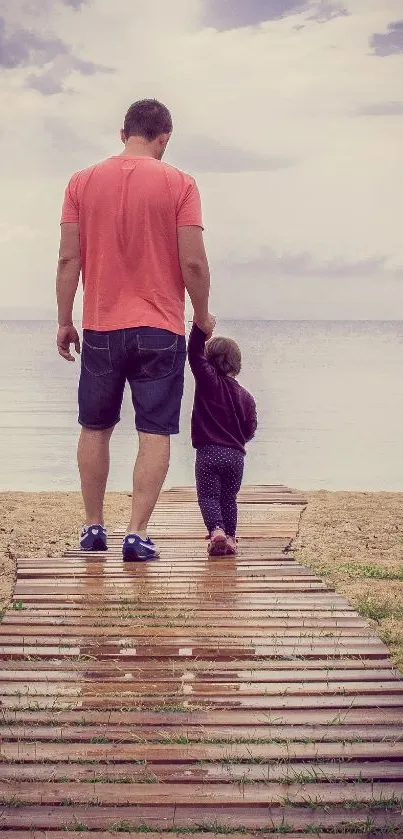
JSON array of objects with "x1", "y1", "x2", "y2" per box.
[{"x1": 187, "y1": 324, "x2": 257, "y2": 454}]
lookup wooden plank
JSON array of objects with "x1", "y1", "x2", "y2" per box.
[
  {"x1": 0, "y1": 636, "x2": 389, "y2": 653},
  {"x1": 17, "y1": 565, "x2": 312, "y2": 575},
  {"x1": 9, "y1": 599, "x2": 354, "y2": 610},
  {"x1": 11, "y1": 581, "x2": 332, "y2": 600},
  {"x1": 33, "y1": 554, "x2": 297, "y2": 561},
  {"x1": 9, "y1": 591, "x2": 342, "y2": 601},
  {"x1": 1, "y1": 780, "x2": 403, "y2": 806},
  {"x1": 0, "y1": 646, "x2": 391, "y2": 664},
  {"x1": 0, "y1": 650, "x2": 392, "y2": 667},
  {"x1": 17, "y1": 562, "x2": 300, "y2": 571},
  {"x1": 1, "y1": 759, "x2": 402, "y2": 782},
  {"x1": 5, "y1": 778, "x2": 403, "y2": 806},
  {"x1": 1, "y1": 615, "x2": 370, "y2": 628},
  {"x1": 11, "y1": 628, "x2": 362, "y2": 644},
  {"x1": 0, "y1": 625, "x2": 376, "y2": 638},
  {"x1": 1, "y1": 740, "x2": 402, "y2": 761},
  {"x1": 0, "y1": 805, "x2": 399, "y2": 831},
  {"x1": 0, "y1": 679, "x2": 401, "y2": 697},
  {"x1": 2, "y1": 707, "x2": 400, "y2": 726},
  {"x1": 0, "y1": 833, "x2": 380, "y2": 839},
  {"x1": 1, "y1": 694, "x2": 402, "y2": 711},
  {"x1": 0, "y1": 658, "x2": 391, "y2": 672},
  {"x1": 1, "y1": 667, "x2": 394, "y2": 682},
  {"x1": 9, "y1": 590, "x2": 348, "y2": 600},
  {"x1": 0, "y1": 724, "x2": 401, "y2": 743}
]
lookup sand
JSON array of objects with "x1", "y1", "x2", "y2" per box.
[
  {"x1": 294, "y1": 491, "x2": 403, "y2": 671},
  {"x1": 0, "y1": 492, "x2": 132, "y2": 608},
  {"x1": 1, "y1": 489, "x2": 402, "y2": 670}
]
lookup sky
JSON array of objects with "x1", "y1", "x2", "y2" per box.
[{"x1": 0, "y1": 0, "x2": 402, "y2": 320}]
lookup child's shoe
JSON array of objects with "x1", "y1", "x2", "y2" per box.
[
  {"x1": 225, "y1": 536, "x2": 238, "y2": 555},
  {"x1": 208, "y1": 528, "x2": 227, "y2": 556}
]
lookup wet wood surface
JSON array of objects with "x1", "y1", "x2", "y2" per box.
[{"x1": 0, "y1": 485, "x2": 402, "y2": 837}]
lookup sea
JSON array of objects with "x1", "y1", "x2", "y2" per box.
[{"x1": 0, "y1": 320, "x2": 402, "y2": 492}]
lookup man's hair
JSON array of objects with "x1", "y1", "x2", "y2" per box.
[
  {"x1": 123, "y1": 99, "x2": 173, "y2": 142},
  {"x1": 205, "y1": 336, "x2": 242, "y2": 377}
]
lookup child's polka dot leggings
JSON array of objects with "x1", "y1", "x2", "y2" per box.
[{"x1": 195, "y1": 444, "x2": 245, "y2": 537}]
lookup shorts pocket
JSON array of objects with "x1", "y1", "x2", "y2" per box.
[
  {"x1": 82, "y1": 330, "x2": 112, "y2": 376},
  {"x1": 137, "y1": 330, "x2": 178, "y2": 380}
]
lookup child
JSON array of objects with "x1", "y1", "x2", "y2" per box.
[{"x1": 187, "y1": 322, "x2": 257, "y2": 556}]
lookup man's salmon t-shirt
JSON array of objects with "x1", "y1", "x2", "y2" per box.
[{"x1": 60, "y1": 155, "x2": 203, "y2": 334}]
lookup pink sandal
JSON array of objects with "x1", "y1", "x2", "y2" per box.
[
  {"x1": 208, "y1": 528, "x2": 227, "y2": 556},
  {"x1": 225, "y1": 536, "x2": 238, "y2": 555}
]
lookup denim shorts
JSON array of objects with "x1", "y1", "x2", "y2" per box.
[{"x1": 78, "y1": 327, "x2": 187, "y2": 435}]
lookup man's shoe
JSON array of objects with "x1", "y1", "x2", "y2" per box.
[
  {"x1": 80, "y1": 525, "x2": 107, "y2": 552},
  {"x1": 123, "y1": 533, "x2": 160, "y2": 562}
]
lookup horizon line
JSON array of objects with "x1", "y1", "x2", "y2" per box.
[{"x1": 1, "y1": 317, "x2": 403, "y2": 324}]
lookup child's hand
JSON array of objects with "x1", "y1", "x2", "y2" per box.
[{"x1": 194, "y1": 313, "x2": 216, "y2": 338}]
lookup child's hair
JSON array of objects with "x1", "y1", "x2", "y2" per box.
[{"x1": 205, "y1": 336, "x2": 242, "y2": 377}]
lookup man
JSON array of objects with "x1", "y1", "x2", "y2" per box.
[{"x1": 56, "y1": 99, "x2": 214, "y2": 561}]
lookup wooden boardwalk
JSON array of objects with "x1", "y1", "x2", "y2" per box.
[{"x1": 0, "y1": 484, "x2": 402, "y2": 838}]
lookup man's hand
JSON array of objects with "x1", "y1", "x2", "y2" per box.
[
  {"x1": 57, "y1": 325, "x2": 81, "y2": 362},
  {"x1": 194, "y1": 312, "x2": 216, "y2": 338}
]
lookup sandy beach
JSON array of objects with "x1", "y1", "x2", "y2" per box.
[
  {"x1": 295, "y1": 491, "x2": 403, "y2": 671},
  {"x1": 1, "y1": 490, "x2": 402, "y2": 670}
]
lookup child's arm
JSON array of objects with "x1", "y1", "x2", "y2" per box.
[
  {"x1": 187, "y1": 323, "x2": 218, "y2": 385},
  {"x1": 245, "y1": 397, "x2": 258, "y2": 442}
]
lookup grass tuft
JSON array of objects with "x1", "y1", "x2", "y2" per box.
[{"x1": 342, "y1": 562, "x2": 403, "y2": 581}]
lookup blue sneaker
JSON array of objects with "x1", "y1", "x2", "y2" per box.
[
  {"x1": 80, "y1": 525, "x2": 107, "y2": 552},
  {"x1": 123, "y1": 533, "x2": 160, "y2": 562}
]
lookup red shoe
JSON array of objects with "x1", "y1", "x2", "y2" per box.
[
  {"x1": 208, "y1": 528, "x2": 227, "y2": 556},
  {"x1": 226, "y1": 536, "x2": 238, "y2": 555}
]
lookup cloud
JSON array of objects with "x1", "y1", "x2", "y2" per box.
[
  {"x1": 202, "y1": 0, "x2": 348, "y2": 30},
  {"x1": 27, "y1": 74, "x2": 64, "y2": 96},
  {"x1": 62, "y1": 0, "x2": 87, "y2": 7},
  {"x1": 27, "y1": 53, "x2": 113, "y2": 96},
  {"x1": 202, "y1": 0, "x2": 309, "y2": 30},
  {"x1": 43, "y1": 116, "x2": 103, "y2": 166},
  {"x1": 0, "y1": 6, "x2": 111, "y2": 93},
  {"x1": 370, "y1": 19, "x2": 403, "y2": 56},
  {"x1": 355, "y1": 100, "x2": 403, "y2": 116},
  {"x1": 170, "y1": 136, "x2": 297, "y2": 173},
  {"x1": 217, "y1": 250, "x2": 402, "y2": 280},
  {"x1": 0, "y1": 16, "x2": 67, "y2": 69},
  {"x1": 307, "y1": 2, "x2": 348, "y2": 24}
]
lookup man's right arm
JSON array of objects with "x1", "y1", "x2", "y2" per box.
[{"x1": 176, "y1": 178, "x2": 214, "y2": 335}]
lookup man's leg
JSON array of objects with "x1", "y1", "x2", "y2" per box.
[
  {"x1": 128, "y1": 432, "x2": 170, "y2": 538},
  {"x1": 77, "y1": 329, "x2": 125, "y2": 534},
  {"x1": 124, "y1": 327, "x2": 186, "y2": 558},
  {"x1": 77, "y1": 426, "x2": 114, "y2": 526}
]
